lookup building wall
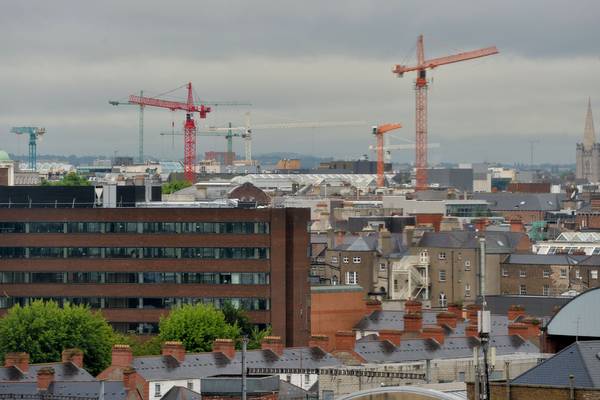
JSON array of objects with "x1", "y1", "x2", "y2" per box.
[
  {"x1": 500, "y1": 262, "x2": 600, "y2": 296},
  {"x1": 310, "y1": 287, "x2": 366, "y2": 339},
  {"x1": 0, "y1": 207, "x2": 310, "y2": 347},
  {"x1": 324, "y1": 249, "x2": 378, "y2": 297}
]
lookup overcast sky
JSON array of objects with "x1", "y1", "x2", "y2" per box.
[{"x1": 1, "y1": 0, "x2": 599, "y2": 164}]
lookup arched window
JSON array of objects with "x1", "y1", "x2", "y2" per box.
[{"x1": 438, "y1": 292, "x2": 447, "y2": 308}]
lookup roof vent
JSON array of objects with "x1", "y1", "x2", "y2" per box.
[{"x1": 596, "y1": 352, "x2": 600, "y2": 360}]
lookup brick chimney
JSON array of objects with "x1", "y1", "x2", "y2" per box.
[
  {"x1": 334, "y1": 331, "x2": 356, "y2": 352},
  {"x1": 36, "y1": 367, "x2": 55, "y2": 391},
  {"x1": 61, "y1": 349, "x2": 84, "y2": 368},
  {"x1": 162, "y1": 341, "x2": 186, "y2": 363},
  {"x1": 111, "y1": 345, "x2": 133, "y2": 368},
  {"x1": 508, "y1": 322, "x2": 529, "y2": 338},
  {"x1": 521, "y1": 318, "x2": 541, "y2": 338},
  {"x1": 309, "y1": 335, "x2": 331, "y2": 352},
  {"x1": 403, "y1": 312, "x2": 423, "y2": 333},
  {"x1": 465, "y1": 324, "x2": 479, "y2": 338},
  {"x1": 335, "y1": 230, "x2": 345, "y2": 247},
  {"x1": 436, "y1": 311, "x2": 458, "y2": 329},
  {"x1": 213, "y1": 339, "x2": 236, "y2": 359},
  {"x1": 447, "y1": 303, "x2": 463, "y2": 320},
  {"x1": 508, "y1": 305, "x2": 526, "y2": 321},
  {"x1": 4, "y1": 352, "x2": 29, "y2": 373},
  {"x1": 365, "y1": 299, "x2": 383, "y2": 313},
  {"x1": 261, "y1": 336, "x2": 284, "y2": 356},
  {"x1": 122, "y1": 367, "x2": 137, "y2": 396},
  {"x1": 378, "y1": 228, "x2": 393, "y2": 256},
  {"x1": 378, "y1": 330, "x2": 402, "y2": 346},
  {"x1": 466, "y1": 304, "x2": 481, "y2": 322},
  {"x1": 510, "y1": 218, "x2": 524, "y2": 232},
  {"x1": 421, "y1": 326, "x2": 445, "y2": 345},
  {"x1": 404, "y1": 300, "x2": 422, "y2": 314},
  {"x1": 474, "y1": 218, "x2": 487, "y2": 233}
]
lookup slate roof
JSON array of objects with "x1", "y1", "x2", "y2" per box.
[
  {"x1": 354, "y1": 335, "x2": 537, "y2": 363},
  {"x1": 418, "y1": 231, "x2": 527, "y2": 253},
  {"x1": 0, "y1": 381, "x2": 126, "y2": 400},
  {"x1": 331, "y1": 232, "x2": 407, "y2": 255},
  {"x1": 511, "y1": 341, "x2": 600, "y2": 388},
  {"x1": 278, "y1": 380, "x2": 311, "y2": 400},
  {"x1": 472, "y1": 193, "x2": 563, "y2": 212},
  {"x1": 160, "y1": 386, "x2": 202, "y2": 400},
  {"x1": 478, "y1": 295, "x2": 571, "y2": 319},
  {"x1": 503, "y1": 254, "x2": 600, "y2": 266},
  {"x1": 131, "y1": 347, "x2": 341, "y2": 381},
  {"x1": 0, "y1": 362, "x2": 96, "y2": 383}
]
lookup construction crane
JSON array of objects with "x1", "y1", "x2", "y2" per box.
[
  {"x1": 160, "y1": 123, "x2": 242, "y2": 165},
  {"x1": 10, "y1": 127, "x2": 46, "y2": 170},
  {"x1": 368, "y1": 142, "x2": 441, "y2": 163},
  {"x1": 109, "y1": 90, "x2": 145, "y2": 164},
  {"x1": 393, "y1": 35, "x2": 498, "y2": 191},
  {"x1": 112, "y1": 84, "x2": 249, "y2": 180},
  {"x1": 202, "y1": 113, "x2": 368, "y2": 162},
  {"x1": 372, "y1": 124, "x2": 402, "y2": 188}
]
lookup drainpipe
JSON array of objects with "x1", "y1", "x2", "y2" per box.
[{"x1": 569, "y1": 375, "x2": 575, "y2": 400}]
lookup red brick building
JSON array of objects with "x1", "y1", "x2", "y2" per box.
[{"x1": 0, "y1": 207, "x2": 310, "y2": 346}]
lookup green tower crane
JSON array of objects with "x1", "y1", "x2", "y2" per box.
[{"x1": 10, "y1": 126, "x2": 46, "y2": 170}]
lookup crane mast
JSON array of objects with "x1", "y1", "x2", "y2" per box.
[{"x1": 393, "y1": 35, "x2": 498, "y2": 191}]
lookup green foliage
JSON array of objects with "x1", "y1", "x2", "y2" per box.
[
  {"x1": 222, "y1": 301, "x2": 253, "y2": 335},
  {"x1": 0, "y1": 300, "x2": 114, "y2": 375},
  {"x1": 162, "y1": 180, "x2": 192, "y2": 194},
  {"x1": 158, "y1": 304, "x2": 240, "y2": 352},
  {"x1": 248, "y1": 325, "x2": 272, "y2": 350},
  {"x1": 112, "y1": 333, "x2": 162, "y2": 356},
  {"x1": 42, "y1": 172, "x2": 90, "y2": 186}
]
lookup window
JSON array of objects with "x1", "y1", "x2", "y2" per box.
[
  {"x1": 465, "y1": 283, "x2": 471, "y2": 298},
  {"x1": 394, "y1": 279, "x2": 399, "y2": 291},
  {"x1": 502, "y1": 268, "x2": 508, "y2": 277},
  {"x1": 519, "y1": 284, "x2": 527, "y2": 295},
  {"x1": 560, "y1": 268, "x2": 567, "y2": 278},
  {"x1": 543, "y1": 270, "x2": 550, "y2": 278},
  {"x1": 438, "y1": 292, "x2": 447, "y2": 308},
  {"x1": 592, "y1": 270, "x2": 598, "y2": 280},
  {"x1": 155, "y1": 384, "x2": 161, "y2": 397},
  {"x1": 576, "y1": 270, "x2": 581, "y2": 279},
  {"x1": 419, "y1": 251, "x2": 428, "y2": 263},
  {"x1": 304, "y1": 374, "x2": 310, "y2": 385},
  {"x1": 543, "y1": 284, "x2": 550, "y2": 296},
  {"x1": 343, "y1": 257, "x2": 349, "y2": 264},
  {"x1": 331, "y1": 256, "x2": 338, "y2": 264},
  {"x1": 438, "y1": 252, "x2": 446, "y2": 260},
  {"x1": 519, "y1": 270, "x2": 526, "y2": 278},
  {"x1": 346, "y1": 271, "x2": 358, "y2": 285},
  {"x1": 352, "y1": 256, "x2": 361, "y2": 264},
  {"x1": 286, "y1": 375, "x2": 291, "y2": 383},
  {"x1": 439, "y1": 270, "x2": 446, "y2": 282},
  {"x1": 379, "y1": 263, "x2": 386, "y2": 271},
  {"x1": 187, "y1": 381, "x2": 194, "y2": 390},
  {"x1": 464, "y1": 260, "x2": 471, "y2": 271}
]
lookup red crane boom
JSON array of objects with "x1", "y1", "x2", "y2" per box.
[
  {"x1": 128, "y1": 82, "x2": 211, "y2": 182},
  {"x1": 393, "y1": 35, "x2": 498, "y2": 191},
  {"x1": 372, "y1": 123, "x2": 402, "y2": 188}
]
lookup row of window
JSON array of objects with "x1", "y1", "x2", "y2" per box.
[
  {"x1": 0, "y1": 247, "x2": 270, "y2": 259},
  {"x1": 0, "y1": 272, "x2": 270, "y2": 285},
  {"x1": 330, "y1": 256, "x2": 362, "y2": 264},
  {"x1": 501, "y1": 268, "x2": 599, "y2": 280},
  {"x1": 0, "y1": 296, "x2": 270, "y2": 310},
  {"x1": 517, "y1": 284, "x2": 552, "y2": 296},
  {"x1": 0, "y1": 221, "x2": 270, "y2": 234}
]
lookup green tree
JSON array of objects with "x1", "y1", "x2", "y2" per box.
[
  {"x1": 42, "y1": 172, "x2": 90, "y2": 186},
  {"x1": 248, "y1": 325, "x2": 272, "y2": 350},
  {"x1": 0, "y1": 300, "x2": 114, "y2": 375},
  {"x1": 162, "y1": 180, "x2": 192, "y2": 194},
  {"x1": 158, "y1": 304, "x2": 240, "y2": 352}
]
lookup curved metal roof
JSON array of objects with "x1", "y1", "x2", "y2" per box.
[
  {"x1": 546, "y1": 287, "x2": 600, "y2": 337},
  {"x1": 337, "y1": 386, "x2": 465, "y2": 400}
]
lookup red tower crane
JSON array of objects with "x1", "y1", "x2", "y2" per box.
[
  {"x1": 128, "y1": 82, "x2": 211, "y2": 182},
  {"x1": 372, "y1": 123, "x2": 402, "y2": 188},
  {"x1": 393, "y1": 35, "x2": 498, "y2": 191}
]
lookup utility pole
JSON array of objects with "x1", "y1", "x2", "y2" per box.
[
  {"x1": 477, "y1": 236, "x2": 491, "y2": 400},
  {"x1": 241, "y1": 336, "x2": 248, "y2": 400}
]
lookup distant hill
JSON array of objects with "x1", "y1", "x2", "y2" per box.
[{"x1": 254, "y1": 152, "x2": 333, "y2": 169}]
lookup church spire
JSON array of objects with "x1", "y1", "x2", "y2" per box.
[{"x1": 584, "y1": 97, "x2": 596, "y2": 150}]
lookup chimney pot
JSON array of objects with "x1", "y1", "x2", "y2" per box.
[
  {"x1": 212, "y1": 339, "x2": 236, "y2": 359},
  {"x1": 403, "y1": 312, "x2": 423, "y2": 333},
  {"x1": 404, "y1": 300, "x2": 422, "y2": 314},
  {"x1": 365, "y1": 299, "x2": 382, "y2": 313},
  {"x1": 61, "y1": 348, "x2": 84, "y2": 368},
  {"x1": 4, "y1": 352, "x2": 29, "y2": 373},
  {"x1": 436, "y1": 311, "x2": 458, "y2": 329},
  {"x1": 161, "y1": 341, "x2": 186, "y2": 363},
  {"x1": 508, "y1": 305, "x2": 526, "y2": 321},
  {"x1": 465, "y1": 324, "x2": 479, "y2": 338},
  {"x1": 508, "y1": 322, "x2": 530, "y2": 338}
]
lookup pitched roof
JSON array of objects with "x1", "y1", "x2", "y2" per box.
[
  {"x1": 512, "y1": 341, "x2": 600, "y2": 388},
  {"x1": 418, "y1": 231, "x2": 527, "y2": 253},
  {"x1": 131, "y1": 347, "x2": 341, "y2": 381},
  {"x1": 546, "y1": 287, "x2": 600, "y2": 337},
  {"x1": 478, "y1": 295, "x2": 570, "y2": 319},
  {"x1": 472, "y1": 193, "x2": 563, "y2": 212},
  {"x1": 0, "y1": 362, "x2": 96, "y2": 383},
  {"x1": 160, "y1": 386, "x2": 202, "y2": 400},
  {"x1": 503, "y1": 254, "x2": 593, "y2": 266},
  {"x1": 0, "y1": 381, "x2": 126, "y2": 400}
]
